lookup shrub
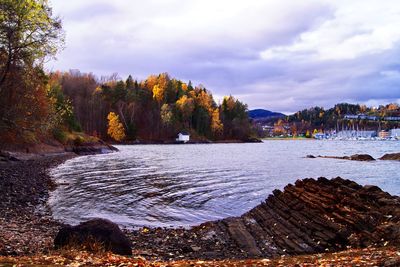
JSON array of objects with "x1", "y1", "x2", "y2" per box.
[{"x1": 53, "y1": 128, "x2": 67, "y2": 144}]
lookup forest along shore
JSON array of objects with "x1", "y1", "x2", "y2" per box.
[{"x1": 1, "y1": 153, "x2": 400, "y2": 263}]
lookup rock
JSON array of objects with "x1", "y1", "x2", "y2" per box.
[
  {"x1": 224, "y1": 217, "x2": 261, "y2": 257},
  {"x1": 384, "y1": 258, "x2": 400, "y2": 267},
  {"x1": 122, "y1": 177, "x2": 400, "y2": 261},
  {"x1": 197, "y1": 177, "x2": 399, "y2": 257},
  {"x1": 64, "y1": 139, "x2": 118, "y2": 155},
  {"x1": 306, "y1": 155, "x2": 316, "y2": 158},
  {"x1": 380, "y1": 153, "x2": 400, "y2": 161},
  {"x1": 317, "y1": 154, "x2": 375, "y2": 161},
  {"x1": 190, "y1": 245, "x2": 201, "y2": 252},
  {"x1": 245, "y1": 137, "x2": 263, "y2": 143},
  {"x1": 349, "y1": 154, "x2": 375, "y2": 161},
  {"x1": 67, "y1": 144, "x2": 118, "y2": 155},
  {"x1": 54, "y1": 218, "x2": 132, "y2": 255},
  {"x1": 0, "y1": 151, "x2": 19, "y2": 162}
]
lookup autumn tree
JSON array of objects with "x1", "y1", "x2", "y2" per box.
[
  {"x1": 273, "y1": 119, "x2": 286, "y2": 136},
  {"x1": 176, "y1": 95, "x2": 194, "y2": 128},
  {"x1": 107, "y1": 112, "x2": 126, "y2": 141},
  {"x1": 0, "y1": 0, "x2": 63, "y2": 140},
  {"x1": 211, "y1": 108, "x2": 223, "y2": 138},
  {"x1": 160, "y1": 104, "x2": 173, "y2": 127},
  {"x1": 143, "y1": 74, "x2": 158, "y2": 91},
  {"x1": 0, "y1": 0, "x2": 63, "y2": 89},
  {"x1": 152, "y1": 84, "x2": 165, "y2": 103},
  {"x1": 387, "y1": 103, "x2": 399, "y2": 111}
]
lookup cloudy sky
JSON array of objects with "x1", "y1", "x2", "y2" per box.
[{"x1": 47, "y1": 0, "x2": 400, "y2": 113}]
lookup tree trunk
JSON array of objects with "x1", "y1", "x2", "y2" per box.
[{"x1": 0, "y1": 46, "x2": 13, "y2": 93}]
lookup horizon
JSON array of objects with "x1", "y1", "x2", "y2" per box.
[{"x1": 47, "y1": 0, "x2": 400, "y2": 113}]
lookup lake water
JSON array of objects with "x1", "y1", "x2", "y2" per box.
[{"x1": 49, "y1": 140, "x2": 400, "y2": 228}]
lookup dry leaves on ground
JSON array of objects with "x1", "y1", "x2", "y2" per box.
[{"x1": 0, "y1": 247, "x2": 399, "y2": 267}]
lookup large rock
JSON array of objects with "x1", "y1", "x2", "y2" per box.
[
  {"x1": 380, "y1": 153, "x2": 400, "y2": 161},
  {"x1": 190, "y1": 177, "x2": 400, "y2": 257},
  {"x1": 54, "y1": 218, "x2": 132, "y2": 255}
]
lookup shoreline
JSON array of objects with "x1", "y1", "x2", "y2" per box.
[
  {"x1": 0, "y1": 153, "x2": 76, "y2": 256},
  {"x1": 1, "y1": 152, "x2": 400, "y2": 264},
  {"x1": 110, "y1": 139, "x2": 262, "y2": 145}
]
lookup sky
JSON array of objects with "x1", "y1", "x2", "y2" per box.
[{"x1": 47, "y1": 0, "x2": 400, "y2": 114}]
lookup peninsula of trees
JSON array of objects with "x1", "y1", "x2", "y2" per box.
[{"x1": 49, "y1": 71, "x2": 253, "y2": 143}]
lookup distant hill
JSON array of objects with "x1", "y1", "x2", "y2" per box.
[{"x1": 248, "y1": 109, "x2": 285, "y2": 120}]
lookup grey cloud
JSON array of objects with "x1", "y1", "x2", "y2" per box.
[{"x1": 47, "y1": 1, "x2": 400, "y2": 113}]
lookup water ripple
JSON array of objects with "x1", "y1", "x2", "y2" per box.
[{"x1": 49, "y1": 141, "x2": 400, "y2": 228}]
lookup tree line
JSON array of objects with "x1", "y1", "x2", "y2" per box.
[
  {"x1": 283, "y1": 103, "x2": 400, "y2": 134},
  {"x1": 50, "y1": 71, "x2": 253, "y2": 142}
]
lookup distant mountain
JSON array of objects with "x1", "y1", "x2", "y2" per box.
[{"x1": 248, "y1": 109, "x2": 285, "y2": 120}]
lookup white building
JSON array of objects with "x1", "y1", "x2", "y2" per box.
[{"x1": 176, "y1": 131, "x2": 190, "y2": 143}]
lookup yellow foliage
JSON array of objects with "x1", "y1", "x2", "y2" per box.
[
  {"x1": 196, "y1": 91, "x2": 213, "y2": 114},
  {"x1": 176, "y1": 95, "x2": 194, "y2": 118},
  {"x1": 211, "y1": 108, "x2": 223, "y2": 136},
  {"x1": 157, "y1": 73, "x2": 169, "y2": 89},
  {"x1": 107, "y1": 112, "x2": 126, "y2": 141},
  {"x1": 143, "y1": 75, "x2": 158, "y2": 91},
  {"x1": 153, "y1": 84, "x2": 164, "y2": 103},
  {"x1": 181, "y1": 83, "x2": 188, "y2": 91},
  {"x1": 94, "y1": 86, "x2": 102, "y2": 93}
]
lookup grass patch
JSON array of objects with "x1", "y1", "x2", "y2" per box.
[{"x1": 53, "y1": 129, "x2": 99, "y2": 146}]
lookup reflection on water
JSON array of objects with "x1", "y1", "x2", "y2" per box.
[{"x1": 49, "y1": 140, "x2": 400, "y2": 228}]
